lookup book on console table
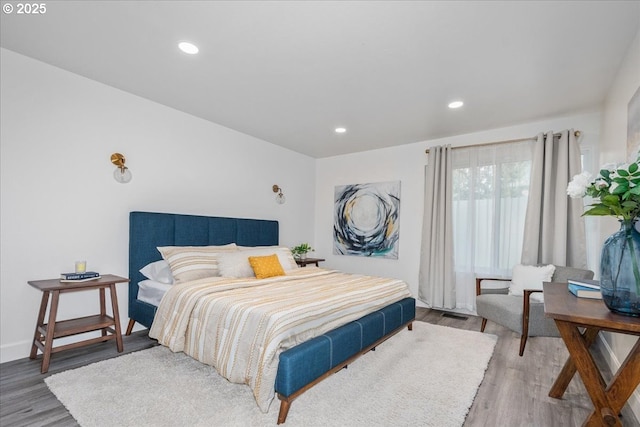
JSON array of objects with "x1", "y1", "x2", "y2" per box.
[
  {"x1": 60, "y1": 271, "x2": 101, "y2": 282},
  {"x1": 568, "y1": 283, "x2": 602, "y2": 299},
  {"x1": 567, "y1": 278, "x2": 600, "y2": 290}
]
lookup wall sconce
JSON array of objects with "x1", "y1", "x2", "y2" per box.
[
  {"x1": 272, "y1": 185, "x2": 286, "y2": 204},
  {"x1": 110, "y1": 153, "x2": 132, "y2": 184}
]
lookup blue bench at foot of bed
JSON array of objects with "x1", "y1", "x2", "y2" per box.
[{"x1": 275, "y1": 297, "x2": 416, "y2": 424}]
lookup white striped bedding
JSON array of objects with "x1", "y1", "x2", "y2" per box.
[{"x1": 148, "y1": 267, "x2": 412, "y2": 411}]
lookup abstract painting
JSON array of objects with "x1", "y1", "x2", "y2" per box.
[{"x1": 333, "y1": 181, "x2": 400, "y2": 258}]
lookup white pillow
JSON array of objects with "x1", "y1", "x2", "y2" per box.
[
  {"x1": 509, "y1": 264, "x2": 556, "y2": 302},
  {"x1": 139, "y1": 260, "x2": 174, "y2": 284},
  {"x1": 157, "y1": 244, "x2": 239, "y2": 284},
  {"x1": 237, "y1": 246, "x2": 298, "y2": 270},
  {"x1": 219, "y1": 247, "x2": 298, "y2": 278}
]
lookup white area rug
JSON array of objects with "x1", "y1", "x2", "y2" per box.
[{"x1": 45, "y1": 322, "x2": 497, "y2": 427}]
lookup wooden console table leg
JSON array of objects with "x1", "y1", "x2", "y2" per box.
[
  {"x1": 549, "y1": 326, "x2": 600, "y2": 398},
  {"x1": 555, "y1": 321, "x2": 619, "y2": 427},
  {"x1": 41, "y1": 290, "x2": 60, "y2": 374},
  {"x1": 109, "y1": 284, "x2": 123, "y2": 352},
  {"x1": 30, "y1": 291, "x2": 50, "y2": 359},
  {"x1": 584, "y1": 338, "x2": 640, "y2": 426}
]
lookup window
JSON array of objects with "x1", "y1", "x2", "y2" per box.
[{"x1": 452, "y1": 140, "x2": 534, "y2": 310}]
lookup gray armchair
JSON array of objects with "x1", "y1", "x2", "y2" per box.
[{"x1": 475, "y1": 265, "x2": 594, "y2": 356}]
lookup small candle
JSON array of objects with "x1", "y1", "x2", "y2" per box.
[{"x1": 75, "y1": 261, "x2": 87, "y2": 273}]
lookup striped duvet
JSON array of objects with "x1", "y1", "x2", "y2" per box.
[{"x1": 149, "y1": 267, "x2": 412, "y2": 411}]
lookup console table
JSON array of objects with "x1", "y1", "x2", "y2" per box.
[
  {"x1": 543, "y1": 282, "x2": 640, "y2": 426},
  {"x1": 28, "y1": 274, "x2": 129, "y2": 373}
]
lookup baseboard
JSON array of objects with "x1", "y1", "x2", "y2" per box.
[
  {"x1": 0, "y1": 339, "x2": 31, "y2": 364},
  {"x1": 596, "y1": 333, "x2": 640, "y2": 420},
  {"x1": 441, "y1": 312, "x2": 469, "y2": 320}
]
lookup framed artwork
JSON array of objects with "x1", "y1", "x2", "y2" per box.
[
  {"x1": 628, "y1": 86, "x2": 640, "y2": 163},
  {"x1": 333, "y1": 181, "x2": 400, "y2": 258}
]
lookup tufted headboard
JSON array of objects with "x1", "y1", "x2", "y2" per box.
[{"x1": 128, "y1": 211, "x2": 279, "y2": 329}]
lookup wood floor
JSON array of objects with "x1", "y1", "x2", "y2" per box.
[{"x1": 1, "y1": 308, "x2": 638, "y2": 426}]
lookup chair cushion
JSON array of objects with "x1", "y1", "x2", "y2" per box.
[
  {"x1": 476, "y1": 294, "x2": 524, "y2": 333},
  {"x1": 476, "y1": 294, "x2": 560, "y2": 337},
  {"x1": 528, "y1": 303, "x2": 561, "y2": 337}
]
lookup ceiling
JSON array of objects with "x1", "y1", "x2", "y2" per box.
[{"x1": 1, "y1": 1, "x2": 639, "y2": 158}]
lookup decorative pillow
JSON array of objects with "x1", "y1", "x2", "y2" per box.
[
  {"x1": 139, "y1": 260, "x2": 174, "y2": 284},
  {"x1": 218, "y1": 247, "x2": 297, "y2": 278},
  {"x1": 248, "y1": 254, "x2": 285, "y2": 279},
  {"x1": 509, "y1": 264, "x2": 556, "y2": 302},
  {"x1": 237, "y1": 246, "x2": 298, "y2": 271},
  {"x1": 157, "y1": 244, "x2": 238, "y2": 284},
  {"x1": 217, "y1": 251, "x2": 255, "y2": 278}
]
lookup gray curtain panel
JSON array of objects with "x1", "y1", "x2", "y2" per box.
[
  {"x1": 419, "y1": 145, "x2": 455, "y2": 309},
  {"x1": 521, "y1": 130, "x2": 587, "y2": 268}
]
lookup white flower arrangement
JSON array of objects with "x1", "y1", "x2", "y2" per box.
[{"x1": 567, "y1": 158, "x2": 640, "y2": 221}]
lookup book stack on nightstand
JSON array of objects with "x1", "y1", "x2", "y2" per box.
[{"x1": 60, "y1": 271, "x2": 101, "y2": 282}]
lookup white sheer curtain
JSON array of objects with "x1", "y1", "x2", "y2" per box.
[
  {"x1": 452, "y1": 140, "x2": 534, "y2": 311},
  {"x1": 418, "y1": 145, "x2": 455, "y2": 309}
]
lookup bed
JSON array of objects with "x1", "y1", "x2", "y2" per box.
[{"x1": 127, "y1": 211, "x2": 415, "y2": 423}]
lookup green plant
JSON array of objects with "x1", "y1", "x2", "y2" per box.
[{"x1": 291, "y1": 243, "x2": 313, "y2": 255}]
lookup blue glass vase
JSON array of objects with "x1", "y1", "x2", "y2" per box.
[{"x1": 600, "y1": 220, "x2": 640, "y2": 317}]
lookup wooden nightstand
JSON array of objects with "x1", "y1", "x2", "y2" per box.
[
  {"x1": 28, "y1": 274, "x2": 129, "y2": 373},
  {"x1": 295, "y1": 257, "x2": 325, "y2": 267}
]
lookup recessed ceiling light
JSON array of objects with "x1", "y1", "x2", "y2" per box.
[
  {"x1": 448, "y1": 101, "x2": 464, "y2": 109},
  {"x1": 178, "y1": 42, "x2": 199, "y2": 55},
  {"x1": 335, "y1": 127, "x2": 347, "y2": 134}
]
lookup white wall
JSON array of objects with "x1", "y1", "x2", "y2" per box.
[
  {"x1": 0, "y1": 48, "x2": 316, "y2": 363},
  {"x1": 315, "y1": 111, "x2": 602, "y2": 308},
  {"x1": 597, "y1": 28, "x2": 640, "y2": 416}
]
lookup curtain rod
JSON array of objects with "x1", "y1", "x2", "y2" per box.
[{"x1": 424, "y1": 130, "x2": 581, "y2": 154}]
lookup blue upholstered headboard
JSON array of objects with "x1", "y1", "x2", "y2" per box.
[{"x1": 128, "y1": 211, "x2": 279, "y2": 329}]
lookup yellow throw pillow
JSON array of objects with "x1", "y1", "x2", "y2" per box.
[{"x1": 248, "y1": 254, "x2": 285, "y2": 279}]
